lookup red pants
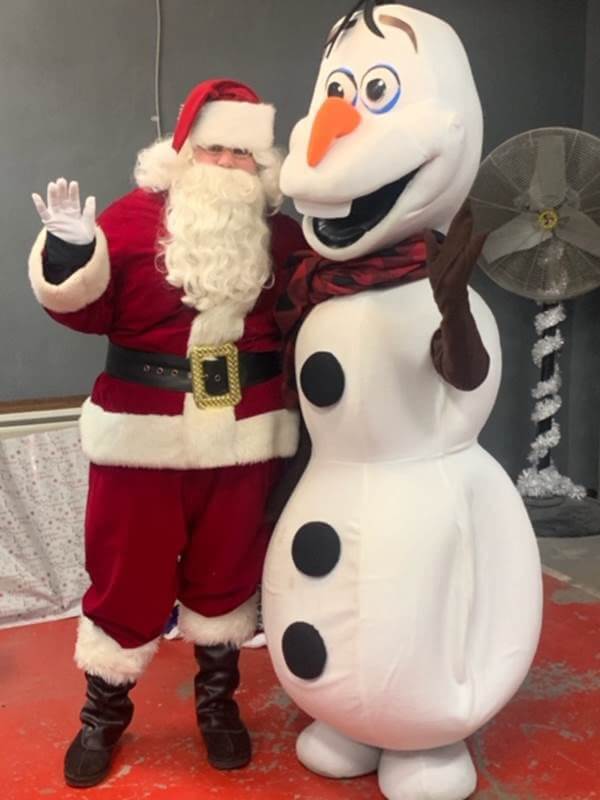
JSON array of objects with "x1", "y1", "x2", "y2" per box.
[{"x1": 82, "y1": 460, "x2": 280, "y2": 648}]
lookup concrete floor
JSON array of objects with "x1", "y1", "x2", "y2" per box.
[{"x1": 538, "y1": 535, "x2": 600, "y2": 600}]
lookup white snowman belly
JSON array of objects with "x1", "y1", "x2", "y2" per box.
[
  {"x1": 262, "y1": 285, "x2": 542, "y2": 751},
  {"x1": 262, "y1": 447, "x2": 541, "y2": 750}
]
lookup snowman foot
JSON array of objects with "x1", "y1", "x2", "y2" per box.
[
  {"x1": 377, "y1": 741, "x2": 477, "y2": 800},
  {"x1": 296, "y1": 720, "x2": 381, "y2": 778}
]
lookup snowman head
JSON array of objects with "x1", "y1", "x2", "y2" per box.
[{"x1": 281, "y1": 2, "x2": 483, "y2": 261}]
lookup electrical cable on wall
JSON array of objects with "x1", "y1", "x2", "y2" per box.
[{"x1": 152, "y1": 0, "x2": 163, "y2": 138}]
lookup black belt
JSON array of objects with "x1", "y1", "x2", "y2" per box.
[{"x1": 106, "y1": 343, "x2": 281, "y2": 409}]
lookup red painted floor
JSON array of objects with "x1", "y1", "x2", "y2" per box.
[{"x1": 1, "y1": 573, "x2": 599, "y2": 800}]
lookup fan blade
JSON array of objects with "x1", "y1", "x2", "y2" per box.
[
  {"x1": 528, "y1": 135, "x2": 567, "y2": 210},
  {"x1": 556, "y1": 206, "x2": 600, "y2": 258},
  {"x1": 482, "y1": 213, "x2": 550, "y2": 263}
]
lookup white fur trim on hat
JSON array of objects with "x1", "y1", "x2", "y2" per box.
[
  {"x1": 75, "y1": 616, "x2": 160, "y2": 685},
  {"x1": 190, "y1": 100, "x2": 275, "y2": 152},
  {"x1": 28, "y1": 226, "x2": 110, "y2": 313},
  {"x1": 178, "y1": 594, "x2": 258, "y2": 647}
]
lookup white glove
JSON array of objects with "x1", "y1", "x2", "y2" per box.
[{"x1": 32, "y1": 178, "x2": 96, "y2": 245}]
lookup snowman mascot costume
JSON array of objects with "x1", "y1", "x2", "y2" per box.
[{"x1": 262, "y1": 3, "x2": 543, "y2": 799}]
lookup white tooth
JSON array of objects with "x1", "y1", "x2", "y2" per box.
[{"x1": 294, "y1": 200, "x2": 352, "y2": 219}]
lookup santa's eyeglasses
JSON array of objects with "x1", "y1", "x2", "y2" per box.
[{"x1": 200, "y1": 144, "x2": 253, "y2": 158}]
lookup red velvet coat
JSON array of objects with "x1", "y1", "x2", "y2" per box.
[{"x1": 28, "y1": 188, "x2": 305, "y2": 469}]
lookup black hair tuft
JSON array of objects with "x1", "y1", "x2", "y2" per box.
[{"x1": 326, "y1": 0, "x2": 402, "y2": 55}]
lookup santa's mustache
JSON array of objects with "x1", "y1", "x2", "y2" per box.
[{"x1": 171, "y1": 161, "x2": 265, "y2": 208}]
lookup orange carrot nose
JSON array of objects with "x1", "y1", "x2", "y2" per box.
[{"x1": 307, "y1": 97, "x2": 362, "y2": 167}]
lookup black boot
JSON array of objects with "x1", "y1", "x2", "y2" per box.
[
  {"x1": 64, "y1": 673, "x2": 135, "y2": 788},
  {"x1": 194, "y1": 643, "x2": 252, "y2": 770}
]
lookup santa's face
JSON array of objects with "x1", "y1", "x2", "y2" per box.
[
  {"x1": 280, "y1": 4, "x2": 483, "y2": 261},
  {"x1": 192, "y1": 144, "x2": 259, "y2": 174}
]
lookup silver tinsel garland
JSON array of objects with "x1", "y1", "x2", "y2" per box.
[
  {"x1": 534, "y1": 303, "x2": 566, "y2": 335},
  {"x1": 517, "y1": 302, "x2": 586, "y2": 500},
  {"x1": 531, "y1": 330, "x2": 564, "y2": 367},
  {"x1": 531, "y1": 395, "x2": 562, "y2": 422},
  {"x1": 518, "y1": 465, "x2": 586, "y2": 500},
  {"x1": 525, "y1": 421, "x2": 561, "y2": 464},
  {"x1": 531, "y1": 372, "x2": 561, "y2": 399}
]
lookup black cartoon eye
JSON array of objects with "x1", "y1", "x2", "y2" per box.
[
  {"x1": 325, "y1": 68, "x2": 358, "y2": 106},
  {"x1": 360, "y1": 65, "x2": 401, "y2": 114}
]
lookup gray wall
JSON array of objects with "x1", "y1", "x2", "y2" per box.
[
  {"x1": 572, "y1": 0, "x2": 600, "y2": 493},
  {"x1": 585, "y1": 0, "x2": 600, "y2": 137},
  {"x1": 0, "y1": 1, "x2": 595, "y2": 485}
]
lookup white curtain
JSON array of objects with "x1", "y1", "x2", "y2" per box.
[{"x1": 0, "y1": 427, "x2": 89, "y2": 628}]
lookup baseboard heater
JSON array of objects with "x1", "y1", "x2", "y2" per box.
[{"x1": 0, "y1": 404, "x2": 83, "y2": 438}]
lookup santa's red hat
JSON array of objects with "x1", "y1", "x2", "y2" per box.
[{"x1": 172, "y1": 78, "x2": 275, "y2": 154}]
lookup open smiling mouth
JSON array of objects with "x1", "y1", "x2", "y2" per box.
[{"x1": 312, "y1": 167, "x2": 422, "y2": 249}]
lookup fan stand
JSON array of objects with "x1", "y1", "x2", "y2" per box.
[{"x1": 518, "y1": 303, "x2": 600, "y2": 537}]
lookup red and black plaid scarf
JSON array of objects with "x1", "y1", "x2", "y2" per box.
[{"x1": 275, "y1": 235, "x2": 430, "y2": 408}]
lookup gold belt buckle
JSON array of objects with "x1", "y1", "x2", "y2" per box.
[{"x1": 189, "y1": 343, "x2": 242, "y2": 409}]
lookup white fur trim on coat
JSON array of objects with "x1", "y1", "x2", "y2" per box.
[
  {"x1": 190, "y1": 101, "x2": 275, "y2": 152},
  {"x1": 28, "y1": 226, "x2": 110, "y2": 313},
  {"x1": 75, "y1": 616, "x2": 160, "y2": 685},
  {"x1": 178, "y1": 594, "x2": 258, "y2": 647},
  {"x1": 79, "y1": 396, "x2": 299, "y2": 469}
]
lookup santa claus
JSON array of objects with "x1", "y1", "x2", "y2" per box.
[{"x1": 28, "y1": 78, "x2": 305, "y2": 787}]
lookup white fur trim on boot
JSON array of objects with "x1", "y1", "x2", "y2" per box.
[
  {"x1": 297, "y1": 720, "x2": 381, "y2": 778},
  {"x1": 28, "y1": 226, "x2": 110, "y2": 313},
  {"x1": 178, "y1": 593, "x2": 258, "y2": 648},
  {"x1": 377, "y1": 741, "x2": 477, "y2": 800},
  {"x1": 75, "y1": 616, "x2": 160, "y2": 686}
]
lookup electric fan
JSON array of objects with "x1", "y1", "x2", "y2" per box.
[{"x1": 470, "y1": 127, "x2": 600, "y2": 536}]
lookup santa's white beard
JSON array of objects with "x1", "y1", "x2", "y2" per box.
[{"x1": 161, "y1": 163, "x2": 272, "y2": 344}]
